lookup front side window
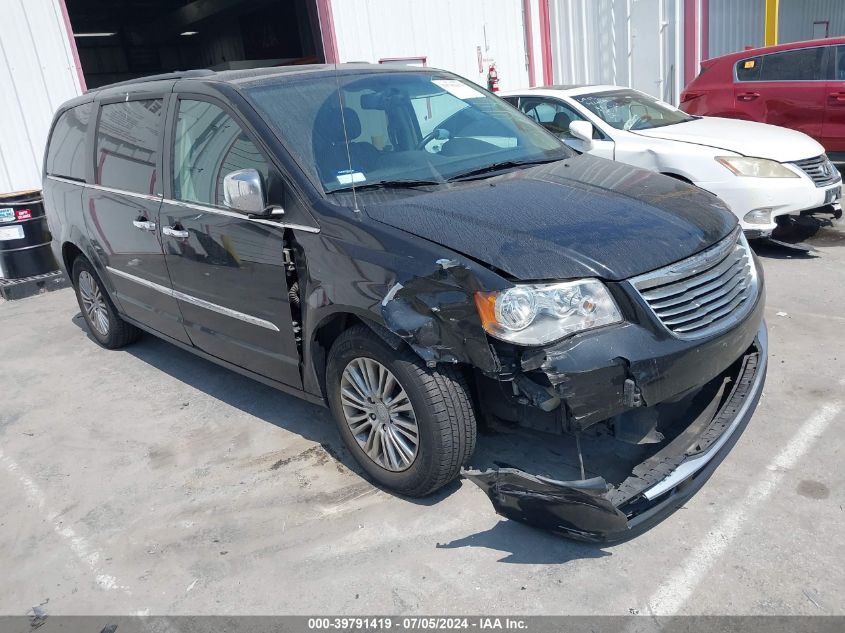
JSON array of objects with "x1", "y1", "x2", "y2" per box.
[
  {"x1": 245, "y1": 71, "x2": 568, "y2": 195},
  {"x1": 573, "y1": 89, "x2": 694, "y2": 131},
  {"x1": 172, "y1": 99, "x2": 269, "y2": 208},
  {"x1": 518, "y1": 98, "x2": 588, "y2": 138},
  {"x1": 737, "y1": 47, "x2": 827, "y2": 82},
  {"x1": 95, "y1": 99, "x2": 163, "y2": 195}
]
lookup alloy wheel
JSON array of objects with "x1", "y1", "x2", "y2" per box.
[
  {"x1": 340, "y1": 357, "x2": 420, "y2": 472},
  {"x1": 78, "y1": 270, "x2": 110, "y2": 336}
]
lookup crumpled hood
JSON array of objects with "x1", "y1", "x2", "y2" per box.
[
  {"x1": 633, "y1": 116, "x2": 825, "y2": 162},
  {"x1": 364, "y1": 154, "x2": 736, "y2": 281}
]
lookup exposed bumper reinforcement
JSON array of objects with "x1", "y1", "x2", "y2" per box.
[{"x1": 463, "y1": 322, "x2": 768, "y2": 542}]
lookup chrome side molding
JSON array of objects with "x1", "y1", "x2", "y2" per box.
[{"x1": 106, "y1": 266, "x2": 281, "y2": 332}]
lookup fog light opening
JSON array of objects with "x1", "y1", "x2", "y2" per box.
[{"x1": 743, "y1": 208, "x2": 774, "y2": 225}]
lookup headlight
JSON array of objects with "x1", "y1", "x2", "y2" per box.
[
  {"x1": 474, "y1": 280, "x2": 623, "y2": 345},
  {"x1": 716, "y1": 156, "x2": 798, "y2": 178}
]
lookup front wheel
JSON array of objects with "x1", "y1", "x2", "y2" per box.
[{"x1": 326, "y1": 325, "x2": 477, "y2": 497}]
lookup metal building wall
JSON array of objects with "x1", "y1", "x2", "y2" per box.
[
  {"x1": 329, "y1": 0, "x2": 530, "y2": 91},
  {"x1": 708, "y1": 0, "x2": 764, "y2": 58},
  {"x1": 778, "y1": 0, "x2": 845, "y2": 43},
  {"x1": 0, "y1": 0, "x2": 83, "y2": 194},
  {"x1": 548, "y1": 0, "x2": 681, "y2": 103}
]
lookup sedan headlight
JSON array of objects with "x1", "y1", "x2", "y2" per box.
[
  {"x1": 716, "y1": 156, "x2": 798, "y2": 178},
  {"x1": 474, "y1": 280, "x2": 622, "y2": 345}
]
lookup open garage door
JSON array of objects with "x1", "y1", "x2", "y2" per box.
[{"x1": 65, "y1": 0, "x2": 324, "y2": 89}]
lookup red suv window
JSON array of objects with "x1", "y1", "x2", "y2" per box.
[{"x1": 735, "y1": 46, "x2": 828, "y2": 82}]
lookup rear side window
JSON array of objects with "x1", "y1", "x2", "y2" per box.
[
  {"x1": 735, "y1": 57, "x2": 762, "y2": 81},
  {"x1": 95, "y1": 99, "x2": 164, "y2": 195},
  {"x1": 172, "y1": 99, "x2": 269, "y2": 208},
  {"x1": 45, "y1": 103, "x2": 92, "y2": 181},
  {"x1": 738, "y1": 47, "x2": 827, "y2": 82}
]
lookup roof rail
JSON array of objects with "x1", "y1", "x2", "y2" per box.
[{"x1": 87, "y1": 69, "x2": 216, "y2": 93}]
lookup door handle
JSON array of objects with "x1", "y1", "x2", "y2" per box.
[
  {"x1": 132, "y1": 219, "x2": 156, "y2": 231},
  {"x1": 737, "y1": 92, "x2": 760, "y2": 102},
  {"x1": 162, "y1": 226, "x2": 189, "y2": 239},
  {"x1": 829, "y1": 92, "x2": 845, "y2": 102}
]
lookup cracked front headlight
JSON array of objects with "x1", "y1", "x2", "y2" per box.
[
  {"x1": 474, "y1": 280, "x2": 622, "y2": 345},
  {"x1": 716, "y1": 156, "x2": 799, "y2": 178}
]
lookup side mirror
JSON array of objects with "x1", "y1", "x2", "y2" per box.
[
  {"x1": 568, "y1": 121, "x2": 594, "y2": 150},
  {"x1": 223, "y1": 169, "x2": 266, "y2": 215}
]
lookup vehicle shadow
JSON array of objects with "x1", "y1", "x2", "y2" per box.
[
  {"x1": 68, "y1": 315, "x2": 617, "y2": 562},
  {"x1": 752, "y1": 210, "x2": 843, "y2": 259},
  {"x1": 435, "y1": 518, "x2": 611, "y2": 564},
  {"x1": 71, "y1": 313, "x2": 363, "y2": 475}
]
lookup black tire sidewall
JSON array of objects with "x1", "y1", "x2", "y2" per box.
[
  {"x1": 327, "y1": 331, "x2": 446, "y2": 494},
  {"x1": 72, "y1": 258, "x2": 122, "y2": 348}
]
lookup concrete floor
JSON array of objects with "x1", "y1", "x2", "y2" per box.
[{"x1": 1, "y1": 215, "x2": 843, "y2": 616}]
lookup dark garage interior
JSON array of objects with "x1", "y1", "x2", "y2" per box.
[{"x1": 65, "y1": 0, "x2": 324, "y2": 89}]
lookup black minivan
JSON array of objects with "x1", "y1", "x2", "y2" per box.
[{"x1": 43, "y1": 64, "x2": 767, "y2": 541}]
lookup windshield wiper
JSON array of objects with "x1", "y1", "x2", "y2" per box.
[
  {"x1": 328, "y1": 179, "x2": 442, "y2": 194},
  {"x1": 446, "y1": 157, "x2": 563, "y2": 182}
]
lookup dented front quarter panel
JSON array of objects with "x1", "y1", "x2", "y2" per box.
[
  {"x1": 296, "y1": 203, "x2": 510, "y2": 398},
  {"x1": 380, "y1": 260, "x2": 501, "y2": 373}
]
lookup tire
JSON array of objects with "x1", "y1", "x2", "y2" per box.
[
  {"x1": 72, "y1": 257, "x2": 141, "y2": 349},
  {"x1": 326, "y1": 324, "x2": 477, "y2": 497}
]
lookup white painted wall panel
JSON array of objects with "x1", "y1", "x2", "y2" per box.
[
  {"x1": 0, "y1": 0, "x2": 82, "y2": 194},
  {"x1": 708, "y1": 0, "x2": 764, "y2": 58},
  {"x1": 779, "y1": 0, "x2": 845, "y2": 43},
  {"x1": 330, "y1": 0, "x2": 530, "y2": 91},
  {"x1": 548, "y1": 0, "x2": 679, "y2": 102}
]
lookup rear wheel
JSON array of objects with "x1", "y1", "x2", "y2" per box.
[
  {"x1": 326, "y1": 325, "x2": 476, "y2": 496},
  {"x1": 72, "y1": 257, "x2": 141, "y2": 349}
]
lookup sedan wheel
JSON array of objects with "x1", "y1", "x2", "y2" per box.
[
  {"x1": 340, "y1": 357, "x2": 420, "y2": 472},
  {"x1": 78, "y1": 270, "x2": 110, "y2": 336}
]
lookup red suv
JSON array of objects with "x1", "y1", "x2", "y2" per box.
[{"x1": 681, "y1": 38, "x2": 845, "y2": 164}]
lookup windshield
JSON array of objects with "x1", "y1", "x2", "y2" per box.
[
  {"x1": 244, "y1": 70, "x2": 569, "y2": 194},
  {"x1": 573, "y1": 89, "x2": 694, "y2": 131}
]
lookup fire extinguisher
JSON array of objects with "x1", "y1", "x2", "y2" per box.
[{"x1": 487, "y1": 63, "x2": 499, "y2": 92}]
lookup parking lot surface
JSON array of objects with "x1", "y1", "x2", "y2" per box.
[{"x1": 1, "y1": 216, "x2": 843, "y2": 616}]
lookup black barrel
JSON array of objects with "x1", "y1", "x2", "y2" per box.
[{"x1": 0, "y1": 190, "x2": 59, "y2": 279}]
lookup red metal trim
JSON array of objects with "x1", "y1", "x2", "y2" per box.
[
  {"x1": 523, "y1": 0, "x2": 536, "y2": 87},
  {"x1": 58, "y1": 0, "x2": 86, "y2": 91},
  {"x1": 683, "y1": 0, "x2": 698, "y2": 86},
  {"x1": 538, "y1": 0, "x2": 553, "y2": 85},
  {"x1": 316, "y1": 0, "x2": 339, "y2": 64}
]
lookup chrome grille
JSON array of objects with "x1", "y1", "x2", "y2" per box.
[
  {"x1": 791, "y1": 154, "x2": 840, "y2": 187},
  {"x1": 630, "y1": 228, "x2": 758, "y2": 339}
]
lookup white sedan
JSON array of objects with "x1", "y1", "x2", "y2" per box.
[{"x1": 501, "y1": 85, "x2": 841, "y2": 237}]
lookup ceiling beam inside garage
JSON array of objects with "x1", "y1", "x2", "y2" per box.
[
  {"x1": 148, "y1": 0, "x2": 250, "y2": 32},
  {"x1": 137, "y1": 0, "x2": 261, "y2": 41}
]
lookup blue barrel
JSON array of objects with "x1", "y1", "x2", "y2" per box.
[{"x1": 0, "y1": 190, "x2": 58, "y2": 279}]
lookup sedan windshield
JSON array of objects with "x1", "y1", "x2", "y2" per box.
[
  {"x1": 573, "y1": 89, "x2": 694, "y2": 131},
  {"x1": 244, "y1": 70, "x2": 569, "y2": 194}
]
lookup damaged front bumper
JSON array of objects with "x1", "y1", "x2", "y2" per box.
[{"x1": 463, "y1": 322, "x2": 768, "y2": 543}]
